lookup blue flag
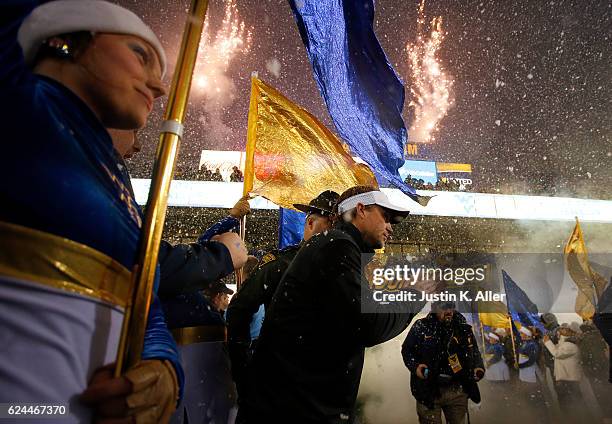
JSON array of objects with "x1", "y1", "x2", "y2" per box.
[
  {"x1": 278, "y1": 208, "x2": 305, "y2": 249},
  {"x1": 288, "y1": 0, "x2": 418, "y2": 201},
  {"x1": 502, "y1": 270, "x2": 545, "y2": 332}
]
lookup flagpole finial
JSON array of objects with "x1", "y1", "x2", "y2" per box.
[{"x1": 251, "y1": 71, "x2": 259, "y2": 78}]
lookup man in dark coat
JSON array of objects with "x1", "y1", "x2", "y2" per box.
[
  {"x1": 237, "y1": 186, "x2": 428, "y2": 424},
  {"x1": 227, "y1": 190, "x2": 339, "y2": 399},
  {"x1": 402, "y1": 302, "x2": 485, "y2": 424},
  {"x1": 593, "y1": 277, "x2": 612, "y2": 383}
]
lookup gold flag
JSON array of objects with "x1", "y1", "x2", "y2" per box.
[
  {"x1": 478, "y1": 300, "x2": 511, "y2": 329},
  {"x1": 243, "y1": 77, "x2": 378, "y2": 209},
  {"x1": 564, "y1": 218, "x2": 606, "y2": 320}
]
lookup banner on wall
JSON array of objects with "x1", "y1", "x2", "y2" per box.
[
  {"x1": 436, "y1": 162, "x2": 473, "y2": 188},
  {"x1": 404, "y1": 143, "x2": 434, "y2": 160},
  {"x1": 398, "y1": 160, "x2": 438, "y2": 184}
]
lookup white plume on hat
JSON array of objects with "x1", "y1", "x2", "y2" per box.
[
  {"x1": 18, "y1": 0, "x2": 167, "y2": 77},
  {"x1": 519, "y1": 326, "x2": 533, "y2": 337}
]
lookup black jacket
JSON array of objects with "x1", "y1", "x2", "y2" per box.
[
  {"x1": 401, "y1": 312, "x2": 484, "y2": 409},
  {"x1": 227, "y1": 244, "x2": 299, "y2": 396},
  {"x1": 593, "y1": 312, "x2": 612, "y2": 383},
  {"x1": 227, "y1": 245, "x2": 300, "y2": 345},
  {"x1": 241, "y1": 222, "x2": 421, "y2": 424}
]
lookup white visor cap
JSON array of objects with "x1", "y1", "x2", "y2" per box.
[
  {"x1": 519, "y1": 326, "x2": 533, "y2": 337},
  {"x1": 487, "y1": 332, "x2": 499, "y2": 341},
  {"x1": 337, "y1": 190, "x2": 410, "y2": 224},
  {"x1": 18, "y1": 0, "x2": 167, "y2": 78}
]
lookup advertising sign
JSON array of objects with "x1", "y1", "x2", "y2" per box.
[
  {"x1": 398, "y1": 160, "x2": 438, "y2": 184},
  {"x1": 436, "y1": 162, "x2": 473, "y2": 189}
]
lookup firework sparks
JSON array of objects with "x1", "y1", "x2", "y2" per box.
[
  {"x1": 192, "y1": 0, "x2": 252, "y2": 143},
  {"x1": 194, "y1": 0, "x2": 252, "y2": 93},
  {"x1": 406, "y1": 0, "x2": 454, "y2": 144}
]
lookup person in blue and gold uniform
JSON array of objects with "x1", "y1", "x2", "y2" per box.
[{"x1": 0, "y1": 1, "x2": 183, "y2": 422}]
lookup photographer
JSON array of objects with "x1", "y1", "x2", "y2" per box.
[{"x1": 402, "y1": 301, "x2": 485, "y2": 424}]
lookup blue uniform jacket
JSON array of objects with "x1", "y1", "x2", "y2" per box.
[
  {"x1": 518, "y1": 339, "x2": 539, "y2": 369},
  {"x1": 161, "y1": 216, "x2": 238, "y2": 329},
  {"x1": 0, "y1": 0, "x2": 184, "y2": 398},
  {"x1": 157, "y1": 217, "x2": 237, "y2": 298},
  {"x1": 485, "y1": 343, "x2": 504, "y2": 366}
]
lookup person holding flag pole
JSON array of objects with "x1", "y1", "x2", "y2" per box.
[
  {"x1": 0, "y1": 0, "x2": 211, "y2": 422},
  {"x1": 507, "y1": 316, "x2": 520, "y2": 370}
]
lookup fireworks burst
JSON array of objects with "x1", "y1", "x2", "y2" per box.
[
  {"x1": 194, "y1": 0, "x2": 252, "y2": 93},
  {"x1": 406, "y1": 0, "x2": 454, "y2": 144},
  {"x1": 192, "y1": 0, "x2": 252, "y2": 143}
]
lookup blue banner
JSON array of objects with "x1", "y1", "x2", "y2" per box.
[
  {"x1": 278, "y1": 208, "x2": 305, "y2": 249},
  {"x1": 502, "y1": 270, "x2": 545, "y2": 332},
  {"x1": 288, "y1": 0, "x2": 417, "y2": 200}
]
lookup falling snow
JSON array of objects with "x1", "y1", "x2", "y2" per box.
[{"x1": 118, "y1": 0, "x2": 611, "y2": 200}]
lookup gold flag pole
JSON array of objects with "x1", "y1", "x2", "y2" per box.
[
  {"x1": 235, "y1": 72, "x2": 258, "y2": 290},
  {"x1": 507, "y1": 315, "x2": 519, "y2": 369},
  {"x1": 115, "y1": 0, "x2": 210, "y2": 376},
  {"x1": 479, "y1": 319, "x2": 487, "y2": 369}
]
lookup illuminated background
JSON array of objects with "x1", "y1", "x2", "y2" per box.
[{"x1": 116, "y1": 0, "x2": 611, "y2": 199}]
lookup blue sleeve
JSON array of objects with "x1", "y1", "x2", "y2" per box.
[
  {"x1": 518, "y1": 342, "x2": 538, "y2": 369},
  {"x1": 197, "y1": 216, "x2": 240, "y2": 243},
  {"x1": 157, "y1": 239, "x2": 234, "y2": 298},
  {"x1": 156, "y1": 217, "x2": 238, "y2": 297},
  {"x1": 141, "y1": 293, "x2": 185, "y2": 402},
  {"x1": 0, "y1": 1, "x2": 40, "y2": 87},
  {"x1": 486, "y1": 344, "x2": 503, "y2": 365}
]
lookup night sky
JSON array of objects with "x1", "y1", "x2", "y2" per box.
[{"x1": 116, "y1": 0, "x2": 611, "y2": 199}]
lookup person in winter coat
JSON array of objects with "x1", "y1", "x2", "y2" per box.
[
  {"x1": 402, "y1": 302, "x2": 485, "y2": 424},
  {"x1": 544, "y1": 326, "x2": 585, "y2": 423},
  {"x1": 227, "y1": 190, "x2": 339, "y2": 402},
  {"x1": 580, "y1": 322, "x2": 612, "y2": 421},
  {"x1": 593, "y1": 278, "x2": 612, "y2": 384},
  {"x1": 237, "y1": 186, "x2": 430, "y2": 424}
]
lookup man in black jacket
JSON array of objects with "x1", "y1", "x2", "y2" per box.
[
  {"x1": 227, "y1": 190, "x2": 339, "y2": 399},
  {"x1": 237, "y1": 186, "x2": 428, "y2": 424},
  {"x1": 593, "y1": 277, "x2": 612, "y2": 384},
  {"x1": 402, "y1": 301, "x2": 485, "y2": 424}
]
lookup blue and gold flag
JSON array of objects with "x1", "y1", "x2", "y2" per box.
[{"x1": 288, "y1": 0, "x2": 420, "y2": 202}]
